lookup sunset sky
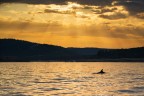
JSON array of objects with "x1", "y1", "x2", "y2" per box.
[{"x1": 0, "y1": 0, "x2": 144, "y2": 48}]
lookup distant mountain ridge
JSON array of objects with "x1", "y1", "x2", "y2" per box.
[{"x1": 0, "y1": 39, "x2": 144, "y2": 62}]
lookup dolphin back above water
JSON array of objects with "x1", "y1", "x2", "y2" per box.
[{"x1": 93, "y1": 69, "x2": 106, "y2": 74}]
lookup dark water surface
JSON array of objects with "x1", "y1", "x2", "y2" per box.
[{"x1": 0, "y1": 62, "x2": 144, "y2": 96}]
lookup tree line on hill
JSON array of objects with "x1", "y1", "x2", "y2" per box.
[{"x1": 0, "y1": 39, "x2": 144, "y2": 62}]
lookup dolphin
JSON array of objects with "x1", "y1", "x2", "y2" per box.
[{"x1": 92, "y1": 69, "x2": 106, "y2": 74}]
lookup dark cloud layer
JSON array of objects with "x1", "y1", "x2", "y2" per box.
[
  {"x1": 0, "y1": 0, "x2": 67, "y2": 5},
  {"x1": 99, "y1": 12, "x2": 127, "y2": 20},
  {"x1": 114, "y1": 0, "x2": 144, "y2": 17},
  {"x1": 1, "y1": 0, "x2": 144, "y2": 19},
  {"x1": 0, "y1": 0, "x2": 113, "y2": 6}
]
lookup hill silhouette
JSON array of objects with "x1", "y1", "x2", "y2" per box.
[{"x1": 0, "y1": 39, "x2": 144, "y2": 62}]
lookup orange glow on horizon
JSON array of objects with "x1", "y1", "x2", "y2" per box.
[{"x1": 0, "y1": 3, "x2": 144, "y2": 48}]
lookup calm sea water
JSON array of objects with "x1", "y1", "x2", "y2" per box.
[{"x1": 0, "y1": 62, "x2": 144, "y2": 96}]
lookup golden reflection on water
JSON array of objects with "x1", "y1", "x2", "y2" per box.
[{"x1": 0, "y1": 62, "x2": 144, "y2": 96}]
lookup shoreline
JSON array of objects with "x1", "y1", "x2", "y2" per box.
[{"x1": 1, "y1": 58, "x2": 144, "y2": 62}]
